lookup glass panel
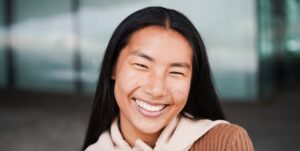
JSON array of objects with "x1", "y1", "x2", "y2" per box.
[
  {"x1": 12, "y1": 0, "x2": 74, "y2": 92},
  {"x1": 0, "y1": 1, "x2": 6, "y2": 87},
  {"x1": 257, "y1": 0, "x2": 300, "y2": 98},
  {"x1": 257, "y1": 0, "x2": 276, "y2": 97},
  {"x1": 285, "y1": 0, "x2": 300, "y2": 85}
]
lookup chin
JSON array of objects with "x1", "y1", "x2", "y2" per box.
[
  {"x1": 139, "y1": 125, "x2": 164, "y2": 135},
  {"x1": 133, "y1": 118, "x2": 167, "y2": 134}
]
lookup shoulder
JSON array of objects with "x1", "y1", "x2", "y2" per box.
[{"x1": 190, "y1": 123, "x2": 254, "y2": 151}]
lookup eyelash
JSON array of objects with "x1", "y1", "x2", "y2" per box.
[
  {"x1": 134, "y1": 63, "x2": 149, "y2": 69},
  {"x1": 170, "y1": 71, "x2": 185, "y2": 76}
]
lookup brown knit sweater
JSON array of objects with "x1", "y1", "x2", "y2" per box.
[{"x1": 189, "y1": 123, "x2": 254, "y2": 151}]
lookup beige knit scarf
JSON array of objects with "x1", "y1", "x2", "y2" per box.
[{"x1": 85, "y1": 115, "x2": 228, "y2": 151}]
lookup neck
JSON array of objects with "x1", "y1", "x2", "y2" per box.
[{"x1": 119, "y1": 117, "x2": 161, "y2": 147}]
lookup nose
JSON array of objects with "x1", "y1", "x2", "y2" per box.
[{"x1": 143, "y1": 72, "x2": 167, "y2": 98}]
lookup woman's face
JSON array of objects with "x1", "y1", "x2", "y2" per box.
[{"x1": 113, "y1": 26, "x2": 193, "y2": 137}]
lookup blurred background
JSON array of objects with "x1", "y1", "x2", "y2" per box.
[{"x1": 0, "y1": 0, "x2": 299, "y2": 150}]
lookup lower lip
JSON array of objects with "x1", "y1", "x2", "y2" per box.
[{"x1": 134, "y1": 100, "x2": 166, "y2": 118}]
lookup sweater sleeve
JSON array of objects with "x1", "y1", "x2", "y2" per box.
[
  {"x1": 189, "y1": 123, "x2": 254, "y2": 151},
  {"x1": 227, "y1": 124, "x2": 254, "y2": 151}
]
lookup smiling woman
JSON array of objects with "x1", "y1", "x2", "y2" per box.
[
  {"x1": 112, "y1": 26, "x2": 193, "y2": 146},
  {"x1": 82, "y1": 7, "x2": 254, "y2": 151}
]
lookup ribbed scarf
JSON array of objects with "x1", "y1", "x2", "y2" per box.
[{"x1": 85, "y1": 116, "x2": 228, "y2": 151}]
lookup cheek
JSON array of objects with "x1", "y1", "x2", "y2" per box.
[
  {"x1": 115, "y1": 66, "x2": 142, "y2": 98},
  {"x1": 169, "y1": 79, "x2": 191, "y2": 105}
]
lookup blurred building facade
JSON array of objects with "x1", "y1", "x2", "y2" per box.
[
  {"x1": 257, "y1": 0, "x2": 300, "y2": 98},
  {"x1": 0, "y1": 0, "x2": 299, "y2": 101}
]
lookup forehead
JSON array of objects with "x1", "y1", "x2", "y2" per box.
[
  {"x1": 128, "y1": 26, "x2": 190, "y2": 46},
  {"x1": 123, "y1": 26, "x2": 193, "y2": 63}
]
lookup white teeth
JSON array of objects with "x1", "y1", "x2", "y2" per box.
[{"x1": 135, "y1": 99, "x2": 165, "y2": 112}]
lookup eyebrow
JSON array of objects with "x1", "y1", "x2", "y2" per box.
[
  {"x1": 130, "y1": 50, "x2": 191, "y2": 69},
  {"x1": 170, "y1": 62, "x2": 191, "y2": 69},
  {"x1": 130, "y1": 51, "x2": 154, "y2": 61}
]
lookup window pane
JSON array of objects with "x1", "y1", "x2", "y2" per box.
[
  {"x1": 12, "y1": 0, "x2": 74, "y2": 92},
  {"x1": 0, "y1": 1, "x2": 5, "y2": 87}
]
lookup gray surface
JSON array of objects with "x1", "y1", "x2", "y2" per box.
[
  {"x1": 0, "y1": 91, "x2": 91, "y2": 151},
  {"x1": 223, "y1": 87, "x2": 300, "y2": 151},
  {"x1": 0, "y1": 87, "x2": 299, "y2": 151}
]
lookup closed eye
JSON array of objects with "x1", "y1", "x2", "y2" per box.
[
  {"x1": 134, "y1": 63, "x2": 149, "y2": 69},
  {"x1": 170, "y1": 71, "x2": 185, "y2": 76}
]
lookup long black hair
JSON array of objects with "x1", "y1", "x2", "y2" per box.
[{"x1": 82, "y1": 6, "x2": 225, "y2": 150}]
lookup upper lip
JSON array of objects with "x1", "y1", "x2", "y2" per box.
[{"x1": 133, "y1": 97, "x2": 168, "y2": 106}]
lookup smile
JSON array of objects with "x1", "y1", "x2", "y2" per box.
[
  {"x1": 135, "y1": 99, "x2": 166, "y2": 111},
  {"x1": 134, "y1": 98, "x2": 167, "y2": 117}
]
